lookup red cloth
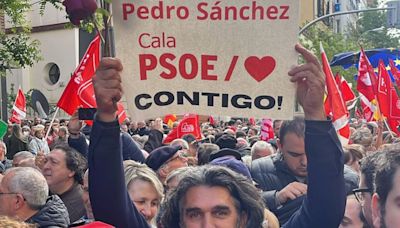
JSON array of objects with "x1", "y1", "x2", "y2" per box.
[
  {"x1": 9, "y1": 88, "x2": 26, "y2": 124},
  {"x1": 163, "y1": 114, "x2": 201, "y2": 144}
]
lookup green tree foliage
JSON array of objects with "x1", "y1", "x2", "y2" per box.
[{"x1": 0, "y1": 0, "x2": 42, "y2": 76}]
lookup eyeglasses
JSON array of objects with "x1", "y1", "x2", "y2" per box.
[
  {"x1": 166, "y1": 151, "x2": 188, "y2": 163},
  {"x1": 0, "y1": 192, "x2": 19, "y2": 197},
  {"x1": 352, "y1": 188, "x2": 373, "y2": 205}
]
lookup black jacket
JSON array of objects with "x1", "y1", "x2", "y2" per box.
[
  {"x1": 26, "y1": 195, "x2": 70, "y2": 227},
  {"x1": 251, "y1": 120, "x2": 350, "y2": 227}
]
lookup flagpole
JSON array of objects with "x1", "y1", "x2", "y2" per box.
[{"x1": 44, "y1": 107, "x2": 60, "y2": 141}]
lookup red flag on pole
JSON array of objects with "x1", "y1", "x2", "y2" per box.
[
  {"x1": 9, "y1": 88, "x2": 26, "y2": 124},
  {"x1": 321, "y1": 43, "x2": 349, "y2": 145},
  {"x1": 377, "y1": 60, "x2": 391, "y2": 118},
  {"x1": 389, "y1": 59, "x2": 400, "y2": 86},
  {"x1": 57, "y1": 35, "x2": 126, "y2": 123},
  {"x1": 163, "y1": 114, "x2": 201, "y2": 144},
  {"x1": 57, "y1": 35, "x2": 100, "y2": 115}
]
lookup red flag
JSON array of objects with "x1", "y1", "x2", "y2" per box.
[
  {"x1": 57, "y1": 35, "x2": 126, "y2": 124},
  {"x1": 163, "y1": 114, "x2": 201, "y2": 144},
  {"x1": 336, "y1": 73, "x2": 356, "y2": 102},
  {"x1": 209, "y1": 116, "x2": 215, "y2": 126},
  {"x1": 9, "y1": 88, "x2": 26, "y2": 124},
  {"x1": 260, "y1": 118, "x2": 274, "y2": 141},
  {"x1": 388, "y1": 119, "x2": 400, "y2": 136},
  {"x1": 377, "y1": 60, "x2": 391, "y2": 118},
  {"x1": 57, "y1": 35, "x2": 100, "y2": 115},
  {"x1": 357, "y1": 49, "x2": 381, "y2": 120},
  {"x1": 321, "y1": 43, "x2": 349, "y2": 145},
  {"x1": 389, "y1": 59, "x2": 400, "y2": 86}
]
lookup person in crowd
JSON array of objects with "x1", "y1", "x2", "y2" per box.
[
  {"x1": 251, "y1": 115, "x2": 357, "y2": 225},
  {"x1": 161, "y1": 165, "x2": 265, "y2": 227},
  {"x1": 51, "y1": 126, "x2": 69, "y2": 149},
  {"x1": 143, "y1": 118, "x2": 165, "y2": 153},
  {"x1": 0, "y1": 167, "x2": 70, "y2": 227},
  {"x1": 351, "y1": 127, "x2": 375, "y2": 152},
  {"x1": 356, "y1": 151, "x2": 387, "y2": 227},
  {"x1": 0, "y1": 216, "x2": 36, "y2": 228},
  {"x1": 344, "y1": 144, "x2": 365, "y2": 173},
  {"x1": 339, "y1": 195, "x2": 369, "y2": 228},
  {"x1": 247, "y1": 127, "x2": 258, "y2": 138},
  {"x1": 70, "y1": 169, "x2": 94, "y2": 226},
  {"x1": 0, "y1": 141, "x2": 12, "y2": 174},
  {"x1": 273, "y1": 120, "x2": 283, "y2": 138},
  {"x1": 371, "y1": 148, "x2": 400, "y2": 228},
  {"x1": 45, "y1": 123, "x2": 59, "y2": 148},
  {"x1": 145, "y1": 145, "x2": 188, "y2": 184},
  {"x1": 42, "y1": 145, "x2": 87, "y2": 223},
  {"x1": 21, "y1": 126, "x2": 32, "y2": 142},
  {"x1": 89, "y1": 44, "x2": 346, "y2": 227},
  {"x1": 67, "y1": 114, "x2": 89, "y2": 158},
  {"x1": 28, "y1": 124, "x2": 50, "y2": 155},
  {"x1": 251, "y1": 141, "x2": 275, "y2": 161},
  {"x1": 137, "y1": 121, "x2": 150, "y2": 136},
  {"x1": 128, "y1": 121, "x2": 138, "y2": 136},
  {"x1": 5, "y1": 124, "x2": 29, "y2": 160},
  {"x1": 196, "y1": 143, "x2": 219, "y2": 165},
  {"x1": 11, "y1": 151, "x2": 34, "y2": 167},
  {"x1": 124, "y1": 160, "x2": 164, "y2": 226}
]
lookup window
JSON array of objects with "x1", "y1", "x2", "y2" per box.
[{"x1": 46, "y1": 63, "x2": 60, "y2": 85}]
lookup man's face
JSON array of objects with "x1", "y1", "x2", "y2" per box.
[
  {"x1": 373, "y1": 169, "x2": 400, "y2": 228},
  {"x1": 138, "y1": 121, "x2": 146, "y2": 129},
  {"x1": 0, "y1": 174, "x2": 16, "y2": 217},
  {"x1": 42, "y1": 149, "x2": 75, "y2": 190},
  {"x1": 35, "y1": 129, "x2": 44, "y2": 139},
  {"x1": 339, "y1": 197, "x2": 364, "y2": 228},
  {"x1": 181, "y1": 186, "x2": 245, "y2": 228},
  {"x1": 359, "y1": 174, "x2": 373, "y2": 226},
  {"x1": 279, "y1": 133, "x2": 307, "y2": 177}
]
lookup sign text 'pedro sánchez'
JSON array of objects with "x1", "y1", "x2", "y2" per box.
[{"x1": 112, "y1": 0, "x2": 299, "y2": 120}]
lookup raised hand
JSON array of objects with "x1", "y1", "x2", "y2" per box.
[
  {"x1": 288, "y1": 44, "x2": 326, "y2": 121},
  {"x1": 93, "y1": 58, "x2": 124, "y2": 122}
]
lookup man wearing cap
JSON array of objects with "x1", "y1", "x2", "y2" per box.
[
  {"x1": 146, "y1": 145, "x2": 188, "y2": 184},
  {"x1": 28, "y1": 124, "x2": 50, "y2": 155}
]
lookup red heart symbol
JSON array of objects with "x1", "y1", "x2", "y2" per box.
[{"x1": 244, "y1": 56, "x2": 276, "y2": 82}]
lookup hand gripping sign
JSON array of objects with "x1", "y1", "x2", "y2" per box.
[{"x1": 112, "y1": 0, "x2": 299, "y2": 120}]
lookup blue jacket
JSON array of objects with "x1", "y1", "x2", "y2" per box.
[{"x1": 88, "y1": 118, "x2": 149, "y2": 228}]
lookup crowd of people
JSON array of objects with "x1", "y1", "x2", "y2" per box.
[{"x1": 0, "y1": 44, "x2": 399, "y2": 228}]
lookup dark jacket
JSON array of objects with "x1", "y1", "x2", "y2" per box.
[
  {"x1": 88, "y1": 118, "x2": 149, "y2": 228},
  {"x1": 143, "y1": 129, "x2": 164, "y2": 153},
  {"x1": 121, "y1": 132, "x2": 145, "y2": 162},
  {"x1": 26, "y1": 195, "x2": 70, "y2": 227},
  {"x1": 252, "y1": 120, "x2": 346, "y2": 228},
  {"x1": 0, "y1": 158, "x2": 12, "y2": 174},
  {"x1": 6, "y1": 134, "x2": 28, "y2": 159},
  {"x1": 68, "y1": 133, "x2": 89, "y2": 158}
]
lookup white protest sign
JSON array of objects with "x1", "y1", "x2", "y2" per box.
[{"x1": 112, "y1": 0, "x2": 299, "y2": 120}]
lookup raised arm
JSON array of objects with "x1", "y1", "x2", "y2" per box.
[
  {"x1": 283, "y1": 44, "x2": 345, "y2": 228},
  {"x1": 89, "y1": 58, "x2": 149, "y2": 228}
]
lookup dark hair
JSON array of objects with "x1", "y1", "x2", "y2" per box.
[
  {"x1": 279, "y1": 116, "x2": 305, "y2": 145},
  {"x1": 359, "y1": 151, "x2": 386, "y2": 191},
  {"x1": 236, "y1": 130, "x2": 246, "y2": 139},
  {"x1": 197, "y1": 143, "x2": 220, "y2": 165},
  {"x1": 182, "y1": 134, "x2": 196, "y2": 144},
  {"x1": 53, "y1": 145, "x2": 87, "y2": 185},
  {"x1": 161, "y1": 165, "x2": 264, "y2": 228},
  {"x1": 343, "y1": 144, "x2": 364, "y2": 165},
  {"x1": 248, "y1": 127, "x2": 258, "y2": 135},
  {"x1": 374, "y1": 149, "x2": 400, "y2": 210}
]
